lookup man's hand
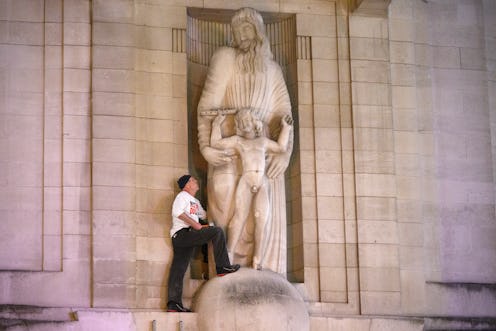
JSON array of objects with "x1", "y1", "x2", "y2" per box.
[
  {"x1": 178, "y1": 213, "x2": 203, "y2": 231},
  {"x1": 201, "y1": 146, "x2": 236, "y2": 166}
]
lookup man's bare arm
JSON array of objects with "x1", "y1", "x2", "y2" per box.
[{"x1": 178, "y1": 213, "x2": 202, "y2": 230}]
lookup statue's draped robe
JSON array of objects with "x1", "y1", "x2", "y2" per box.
[{"x1": 197, "y1": 47, "x2": 293, "y2": 274}]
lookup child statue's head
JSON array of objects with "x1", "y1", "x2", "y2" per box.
[{"x1": 235, "y1": 108, "x2": 263, "y2": 138}]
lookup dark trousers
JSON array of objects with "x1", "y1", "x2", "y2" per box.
[{"x1": 167, "y1": 226, "x2": 230, "y2": 305}]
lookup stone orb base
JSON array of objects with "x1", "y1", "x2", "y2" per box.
[{"x1": 194, "y1": 268, "x2": 309, "y2": 331}]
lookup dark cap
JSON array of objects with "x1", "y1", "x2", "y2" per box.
[{"x1": 177, "y1": 175, "x2": 191, "y2": 190}]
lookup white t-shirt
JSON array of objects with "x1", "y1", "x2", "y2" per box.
[{"x1": 170, "y1": 191, "x2": 207, "y2": 237}]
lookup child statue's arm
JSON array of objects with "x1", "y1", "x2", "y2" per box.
[
  {"x1": 266, "y1": 115, "x2": 293, "y2": 154},
  {"x1": 211, "y1": 114, "x2": 237, "y2": 149},
  {"x1": 210, "y1": 114, "x2": 225, "y2": 148},
  {"x1": 277, "y1": 115, "x2": 293, "y2": 150}
]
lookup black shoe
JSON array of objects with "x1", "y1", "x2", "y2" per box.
[
  {"x1": 166, "y1": 301, "x2": 191, "y2": 312},
  {"x1": 217, "y1": 264, "x2": 240, "y2": 276}
]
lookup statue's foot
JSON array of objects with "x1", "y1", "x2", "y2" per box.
[{"x1": 252, "y1": 261, "x2": 262, "y2": 270}]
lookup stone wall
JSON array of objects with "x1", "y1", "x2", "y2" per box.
[
  {"x1": 485, "y1": 0, "x2": 496, "y2": 240},
  {"x1": 351, "y1": 0, "x2": 496, "y2": 317},
  {"x1": 0, "y1": 0, "x2": 91, "y2": 307}
]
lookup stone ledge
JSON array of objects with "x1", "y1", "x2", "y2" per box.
[
  {"x1": 2, "y1": 307, "x2": 496, "y2": 330},
  {"x1": 425, "y1": 316, "x2": 496, "y2": 330},
  {"x1": 0, "y1": 305, "x2": 76, "y2": 330},
  {"x1": 309, "y1": 315, "x2": 423, "y2": 331},
  {"x1": 425, "y1": 282, "x2": 496, "y2": 317}
]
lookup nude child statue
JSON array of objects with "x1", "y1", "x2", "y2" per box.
[{"x1": 210, "y1": 109, "x2": 293, "y2": 269}]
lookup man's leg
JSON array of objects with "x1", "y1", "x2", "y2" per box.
[
  {"x1": 206, "y1": 227, "x2": 231, "y2": 269},
  {"x1": 167, "y1": 240, "x2": 194, "y2": 308},
  {"x1": 181, "y1": 227, "x2": 231, "y2": 269},
  {"x1": 201, "y1": 227, "x2": 240, "y2": 275}
]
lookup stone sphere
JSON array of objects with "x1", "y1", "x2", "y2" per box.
[{"x1": 195, "y1": 268, "x2": 309, "y2": 331}]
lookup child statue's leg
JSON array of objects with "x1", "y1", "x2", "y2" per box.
[
  {"x1": 227, "y1": 176, "x2": 251, "y2": 262},
  {"x1": 252, "y1": 178, "x2": 271, "y2": 270}
]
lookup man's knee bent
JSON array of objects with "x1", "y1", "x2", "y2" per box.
[
  {"x1": 209, "y1": 226, "x2": 225, "y2": 240},
  {"x1": 213, "y1": 226, "x2": 223, "y2": 236}
]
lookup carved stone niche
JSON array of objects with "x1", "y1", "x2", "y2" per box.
[{"x1": 185, "y1": 7, "x2": 303, "y2": 281}]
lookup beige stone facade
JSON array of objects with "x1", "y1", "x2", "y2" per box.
[{"x1": 0, "y1": 0, "x2": 495, "y2": 330}]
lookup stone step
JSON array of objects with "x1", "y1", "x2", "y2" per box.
[
  {"x1": 2, "y1": 307, "x2": 496, "y2": 330},
  {"x1": 0, "y1": 306, "x2": 197, "y2": 331}
]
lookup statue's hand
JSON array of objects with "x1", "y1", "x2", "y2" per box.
[
  {"x1": 266, "y1": 153, "x2": 290, "y2": 178},
  {"x1": 281, "y1": 114, "x2": 293, "y2": 128},
  {"x1": 213, "y1": 113, "x2": 226, "y2": 127},
  {"x1": 202, "y1": 146, "x2": 236, "y2": 166}
]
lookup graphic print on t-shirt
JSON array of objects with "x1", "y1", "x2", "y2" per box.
[{"x1": 189, "y1": 201, "x2": 199, "y2": 215}]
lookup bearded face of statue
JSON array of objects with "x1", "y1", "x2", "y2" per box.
[
  {"x1": 233, "y1": 21, "x2": 264, "y2": 74},
  {"x1": 230, "y1": 8, "x2": 274, "y2": 74},
  {"x1": 235, "y1": 22, "x2": 257, "y2": 52}
]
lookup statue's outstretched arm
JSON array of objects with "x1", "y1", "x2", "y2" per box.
[
  {"x1": 266, "y1": 66, "x2": 294, "y2": 178},
  {"x1": 266, "y1": 115, "x2": 293, "y2": 154}
]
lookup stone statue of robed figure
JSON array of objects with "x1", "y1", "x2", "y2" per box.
[{"x1": 197, "y1": 7, "x2": 293, "y2": 274}]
